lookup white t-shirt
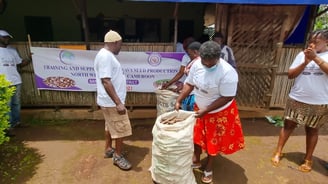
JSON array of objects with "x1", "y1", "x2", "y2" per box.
[
  {"x1": 185, "y1": 58, "x2": 238, "y2": 113},
  {"x1": 94, "y1": 48, "x2": 126, "y2": 107},
  {"x1": 289, "y1": 51, "x2": 328, "y2": 104},
  {"x1": 181, "y1": 53, "x2": 190, "y2": 67},
  {"x1": 221, "y1": 45, "x2": 236, "y2": 68},
  {"x1": 184, "y1": 56, "x2": 201, "y2": 95},
  {"x1": 178, "y1": 53, "x2": 190, "y2": 82},
  {"x1": 0, "y1": 46, "x2": 23, "y2": 85},
  {"x1": 176, "y1": 42, "x2": 184, "y2": 52}
]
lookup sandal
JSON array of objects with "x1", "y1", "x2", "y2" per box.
[
  {"x1": 271, "y1": 152, "x2": 283, "y2": 167},
  {"x1": 104, "y1": 148, "x2": 115, "y2": 158},
  {"x1": 113, "y1": 154, "x2": 132, "y2": 170},
  {"x1": 191, "y1": 162, "x2": 202, "y2": 169},
  {"x1": 299, "y1": 159, "x2": 312, "y2": 173},
  {"x1": 201, "y1": 170, "x2": 213, "y2": 183}
]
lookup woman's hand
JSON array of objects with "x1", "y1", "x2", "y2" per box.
[
  {"x1": 161, "y1": 81, "x2": 169, "y2": 89},
  {"x1": 174, "y1": 101, "x2": 181, "y2": 111},
  {"x1": 194, "y1": 109, "x2": 206, "y2": 118},
  {"x1": 304, "y1": 48, "x2": 317, "y2": 61}
]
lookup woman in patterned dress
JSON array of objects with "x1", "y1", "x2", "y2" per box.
[
  {"x1": 271, "y1": 30, "x2": 328, "y2": 172},
  {"x1": 175, "y1": 40, "x2": 245, "y2": 183}
]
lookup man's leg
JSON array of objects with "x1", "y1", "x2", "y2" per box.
[
  {"x1": 113, "y1": 137, "x2": 132, "y2": 170},
  {"x1": 110, "y1": 109, "x2": 132, "y2": 170},
  {"x1": 104, "y1": 130, "x2": 115, "y2": 158},
  {"x1": 105, "y1": 130, "x2": 113, "y2": 151},
  {"x1": 114, "y1": 137, "x2": 123, "y2": 156},
  {"x1": 10, "y1": 84, "x2": 21, "y2": 127},
  {"x1": 102, "y1": 108, "x2": 115, "y2": 158}
]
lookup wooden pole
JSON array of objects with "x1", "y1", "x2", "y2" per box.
[
  {"x1": 27, "y1": 34, "x2": 40, "y2": 96},
  {"x1": 173, "y1": 3, "x2": 179, "y2": 51},
  {"x1": 79, "y1": 0, "x2": 90, "y2": 50},
  {"x1": 27, "y1": 34, "x2": 32, "y2": 51}
]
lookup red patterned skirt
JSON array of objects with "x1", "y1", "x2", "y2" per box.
[{"x1": 194, "y1": 100, "x2": 245, "y2": 155}]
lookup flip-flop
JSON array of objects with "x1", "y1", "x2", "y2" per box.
[
  {"x1": 271, "y1": 152, "x2": 283, "y2": 167},
  {"x1": 201, "y1": 170, "x2": 213, "y2": 183},
  {"x1": 299, "y1": 160, "x2": 312, "y2": 173}
]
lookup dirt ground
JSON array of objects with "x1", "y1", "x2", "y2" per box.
[{"x1": 10, "y1": 117, "x2": 328, "y2": 184}]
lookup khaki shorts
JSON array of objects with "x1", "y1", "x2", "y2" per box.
[
  {"x1": 284, "y1": 98, "x2": 328, "y2": 128},
  {"x1": 101, "y1": 107, "x2": 132, "y2": 139}
]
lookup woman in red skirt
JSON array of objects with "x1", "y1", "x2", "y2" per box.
[{"x1": 175, "y1": 41, "x2": 245, "y2": 183}]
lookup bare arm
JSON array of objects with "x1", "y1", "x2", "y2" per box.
[
  {"x1": 162, "y1": 65, "x2": 185, "y2": 89},
  {"x1": 18, "y1": 53, "x2": 32, "y2": 68},
  {"x1": 288, "y1": 48, "x2": 313, "y2": 79},
  {"x1": 304, "y1": 48, "x2": 328, "y2": 74},
  {"x1": 18, "y1": 58, "x2": 31, "y2": 68},
  {"x1": 288, "y1": 60, "x2": 309, "y2": 79},
  {"x1": 101, "y1": 78, "x2": 126, "y2": 115}
]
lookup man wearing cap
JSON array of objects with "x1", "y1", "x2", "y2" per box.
[
  {"x1": 212, "y1": 32, "x2": 237, "y2": 69},
  {"x1": 0, "y1": 30, "x2": 30, "y2": 132},
  {"x1": 94, "y1": 30, "x2": 132, "y2": 170}
]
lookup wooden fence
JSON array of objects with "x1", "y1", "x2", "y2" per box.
[{"x1": 13, "y1": 42, "x2": 302, "y2": 112}]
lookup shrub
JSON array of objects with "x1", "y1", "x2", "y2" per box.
[{"x1": 0, "y1": 74, "x2": 15, "y2": 145}]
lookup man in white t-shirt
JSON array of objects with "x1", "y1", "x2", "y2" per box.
[
  {"x1": 0, "y1": 30, "x2": 30, "y2": 133},
  {"x1": 94, "y1": 30, "x2": 132, "y2": 171},
  {"x1": 212, "y1": 32, "x2": 237, "y2": 69}
]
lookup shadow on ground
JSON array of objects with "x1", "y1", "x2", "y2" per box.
[
  {"x1": 1, "y1": 117, "x2": 327, "y2": 184},
  {"x1": 283, "y1": 151, "x2": 328, "y2": 175},
  {"x1": 193, "y1": 155, "x2": 248, "y2": 184},
  {"x1": 0, "y1": 140, "x2": 43, "y2": 184}
]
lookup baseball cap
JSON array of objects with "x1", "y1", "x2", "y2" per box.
[
  {"x1": 0, "y1": 30, "x2": 13, "y2": 38},
  {"x1": 104, "y1": 30, "x2": 122, "y2": 42}
]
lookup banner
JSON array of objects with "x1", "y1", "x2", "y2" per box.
[{"x1": 31, "y1": 47, "x2": 186, "y2": 92}]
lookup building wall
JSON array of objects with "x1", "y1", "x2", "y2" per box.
[{"x1": 0, "y1": 0, "x2": 206, "y2": 42}]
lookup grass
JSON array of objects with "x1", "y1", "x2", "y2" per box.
[
  {"x1": 0, "y1": 139, "x2": 43, "y2": 184},
  {"x1": 0, "y1": 119, "x2": 71, "y2": 183}
]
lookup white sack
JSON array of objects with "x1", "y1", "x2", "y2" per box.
[
  {"x1": 155, "y1": 89, "x2": 179, "y2": 116},
  {"x1": 150, "y1": 110, "x2": 196, "y2": 184}
]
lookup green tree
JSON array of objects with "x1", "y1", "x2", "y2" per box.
[
  {"x1": 0, "y1": 75, "x2": 15, "y2": 145},
  {"x1": 314, "y1": 5, "x2": 328, "y2": 30}
]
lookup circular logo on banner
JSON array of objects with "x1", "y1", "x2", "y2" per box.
[
  {"x1": 59, "y1": 50, "x2": 75, "y2": 65},
  {"x1": 147, "y1": 53, "x2": 161, "y2": 66}
]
